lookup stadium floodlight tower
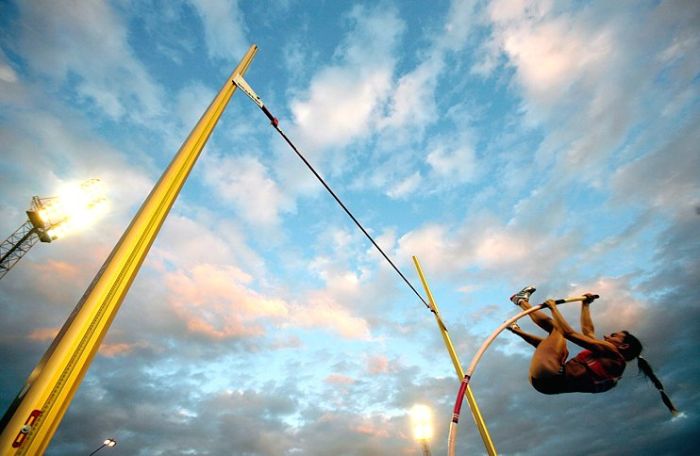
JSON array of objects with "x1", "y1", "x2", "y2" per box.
[
  {"x1": 0, "y1": 179, "x2": 107, "y2": 280},
  {"x1": 411, "y1": 404, "x2": 433, "y2": 456}
]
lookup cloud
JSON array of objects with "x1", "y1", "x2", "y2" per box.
[
  {"x1": 32, "y1": 259, "x2": 81, "y2": 282},
  {"x1": 396, "y1": 224, "x2": 456, "y2": 274},
  {"x1": 203, "y1": 153, "x2": 293, "y2": 228},
  {"x1": 165, "y1": 263, "x2": 288, "y2": 340},
  {"x1": 495, "y1": 3, "x2": 610, "y2": 105},
  {"x1": 563, "y1": 276, "x2": 648, "y2": 333},
  {"x1": 12, "y1": 0, "x2": 164, "y2": 123},
  {"x1": 425, "y1": 133, "x2": 479, "y2": 185},
  {"x1": 439, "y1": 0, "x2": 481, "y2": 52},
  {"x1": 186, "y1": 0, "x2": 248, "y2": 62},
  {"x1": 27, "y1": 327, "x2": 59, "y2": 342},
  {"x1": 0, "y1": 48, "x2": 18, "y2": 83},
  {"x1": 366, "y1": 355, "x2": 400, "y2": 375},
  {"x1": 98, "y1": 341, "x2": 149, "y2": 358},
  {"x1": 161, "y1": 258, "x2": 372, "y2": 341},
  {"x1": 396, "y1": 213, "x2": 579, "y2": 284},
  {"x1": 292, "y1": 67, "x2": 392, "y2": 150},
  {"x1": 289, "y1": 4, "x2": 404, "y2": 151},
  {"x1": 286, "y1": 292, "x2": 372, "y2": 340},
  {"x1": 380, "y1": 57, "x2": 441, "y2": 132},
  {"x1": 611, "y1": 115, "x2": 700, "y2": 216},
  {"x1": 325, "y1": 373, "x2": 356, "y2": 385},
  {"x1": 386, "y1": 171, "x2": 422, "y2": 199},
  {"x1": 478, "y1": 0, "x2": 700, "y2": 180},
  {"x1": 174, "y1": 82, "x2": 217, "y2": 134}
]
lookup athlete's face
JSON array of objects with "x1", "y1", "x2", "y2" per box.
[{"x1": 604, "y1": 331, "x2": 626, "y2": 346}]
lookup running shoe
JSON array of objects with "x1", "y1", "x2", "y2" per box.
[{"x1": 510, "y1": 286, "x2": 536, "y2": 305}]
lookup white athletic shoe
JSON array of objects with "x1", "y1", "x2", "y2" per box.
[{"x1": 510, "y1": 286, "x2": 536, "y2": 305}]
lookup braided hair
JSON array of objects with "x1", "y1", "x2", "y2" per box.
[{"x1": 623, "y1": 331, "x2": 679, "y2": 415}]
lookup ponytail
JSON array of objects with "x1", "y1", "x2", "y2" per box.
[
  {"x1": 637, "y1": 355, "x2": 679, "y2": 415},
  {"x1": 623, "y1": 331, "x2": 678, "y2": 415}
]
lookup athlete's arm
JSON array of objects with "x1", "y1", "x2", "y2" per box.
[{"x1": 544, "y1": 300, "x2": 618, "y2": 354}]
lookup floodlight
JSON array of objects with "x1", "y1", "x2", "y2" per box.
[
  {"x1": 411, "y1": 404, "x2": 433, "y2": 456},
  {"x1": 0, "y1": 179, "x2": 108, "y2": 279}
]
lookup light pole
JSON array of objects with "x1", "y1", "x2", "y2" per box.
[
  {"x1": 88, "y1": 438, "x2": 116, "y2": 455},
  {"x1": 410, "y1": 404, "x2": 433, "y2": 456},
  {"x1": 0, "y1": 178, "x2": 108, "y2": 280}
]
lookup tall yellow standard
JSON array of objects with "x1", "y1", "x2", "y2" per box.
[
  {"x1": 0, "y1": 45, "x2": 259, "y2": 455},
  {"x1": 412, "y1": 256, "x2": 497, "y2": 456}
]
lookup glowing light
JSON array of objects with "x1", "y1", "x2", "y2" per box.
[
  {"x1": 41, "y1": 179, "x2": 109, "y2": 238},
  {"x1": 410, "y1": 404, "x2": 433, "y2": 441},
  {"x1": 103, "y1": 438, "x2": 117, "y2": 447}
]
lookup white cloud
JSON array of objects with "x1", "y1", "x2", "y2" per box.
[
  {"x1": 485, "y1": 0, "x2": 611, "y2": 112},
  {"x1": 377, "y1": 0, "x2": 480, "y2": 136},
  {"x1": 289, "y1": 5, "x2": 404, "y2": 151},
  {"x1": 203, "y1": 154, "x2": 292, "y2": 228},
  {"x1": 477, "y1": 0, "x2": 700, "y2": 184},
  {"x1": 379, "y1": 57, "x2": 441, "y2": 131},
  {"x1": 166, "y1": 264, "x2": 288, "y2": 339},
  {"x1": 396, "y1": 213, "x2": 581, "y2": 285},
  {"x1": 164, "y1": 262, "x2": 372, "y2": 341},
  {"x1": 175, "y1": 82, "x2": 216, "y2": 133},
  {"x1": 186, "y1": 0, "x2": 248, "y2": 61},
  {"x1": 386, "y1": 171, "x2": 422, "y2": 199},
  {"x1": 291, "y1": 67, "x2": 392, "y2": 149},
  {"x1": 426, "y1": 138, "x2": 478, "y2": 184},
  {"x1": 287, "y1": 293, "x2": 371, "y2": 340},
  {"x1": 396, "y1": 224, "x2": 457, "y2": 274},
  {"x1": 0, "y1": 49, "x2": 18, "y2": 83},
  {"x1": 440, "y1": 0, "x2": 482, "y2": 52},
  {"x1": 14, "y1": 0, "x2": 164, "y2": 123},
  {"x1": 152, "y1": 213, "x2": 255, "y2": 271}
]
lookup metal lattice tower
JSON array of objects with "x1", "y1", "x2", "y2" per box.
[{"x1": 0, "y1": 196, "x2": 59, "y2": 280}]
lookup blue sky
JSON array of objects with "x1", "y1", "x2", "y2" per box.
[{"x1": 0, "y1": 0, "x2": 698, "y2": 454}]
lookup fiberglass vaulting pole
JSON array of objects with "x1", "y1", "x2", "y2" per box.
[
  {"x1": 412, "y1": 257, "x2": 497, "y2": 456},
  {"x1": 0, "y1": 44, "x2": 258, "y2": 455}
]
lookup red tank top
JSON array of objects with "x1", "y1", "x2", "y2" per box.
[{"x1": 572, "y1": 349, "x2": 625, "y2": 393}]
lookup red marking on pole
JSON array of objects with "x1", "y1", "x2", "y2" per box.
[
  {"x1": 12, "y1": 409, "x2": 42, "y2": 448},
  {"x1": 452, "y1": 376, "x2": 470, "y2": 424}
]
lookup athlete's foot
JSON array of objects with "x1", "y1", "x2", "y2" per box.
[
  {"x1": 510, "y1": 286, "x2": 536, "y2": 305},
  {"x1": 506, "y1": 322, "x2": 521, "y2": 332}
]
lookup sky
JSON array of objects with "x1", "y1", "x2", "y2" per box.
[{"x1": 0, "y1": 0, "x2": 698, "y2": 455}]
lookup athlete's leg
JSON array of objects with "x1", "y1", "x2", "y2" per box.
[
  {"x1": 516, "y1": 298, "x2": 554, "y2": 333},
  {"x1": 510, "y1": 286, "x2": 555, "y2": 333},
  {"x1": 507, "y1": 323, "x2": 544, "y2": 348},
  {"x1": 529, "y1": 327, "x2": 568, "y2": 379}
]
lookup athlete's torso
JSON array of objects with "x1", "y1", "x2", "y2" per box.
[{"x1": 565, "y1": 349, "x2": 626, "y2": 393}]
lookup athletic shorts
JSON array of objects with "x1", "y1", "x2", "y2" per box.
[
  {"x1": 530, "y1": 365, "x2": 569, "y2": 395},
  {"x1": 530, "y1": 346, "x2": 571, "y2": 395}
]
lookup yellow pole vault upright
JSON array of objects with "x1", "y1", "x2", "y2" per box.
[
  {"x1": 412, "y1": 256, "x2": 497, "y2": 456},
  {"x1": 0, "y1": 45, "x2": 259, "y2": 455}
]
